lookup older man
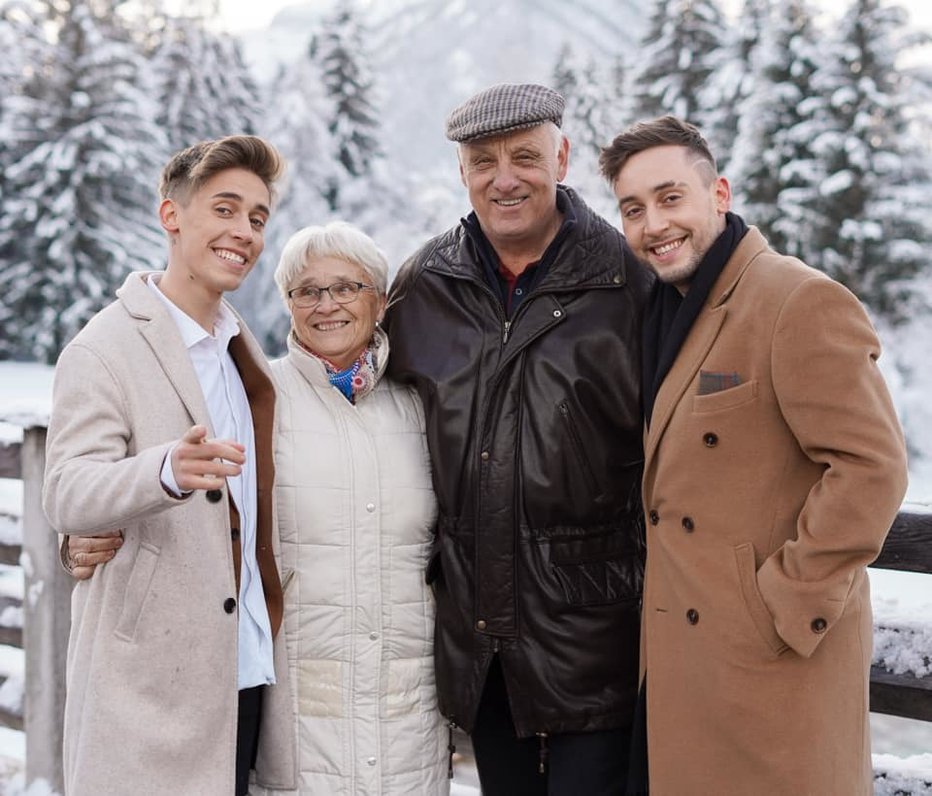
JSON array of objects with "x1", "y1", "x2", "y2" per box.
[
  {"x1": 600, "y1": 115, "x2": 908, "y2": 794},
  {"x1": 384, "y1": 84, "x2": 651, "y2": 795}
]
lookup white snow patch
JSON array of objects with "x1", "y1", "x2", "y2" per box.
[{"x1": 0, "y1": 675, "x2": 22, "y2": 716}]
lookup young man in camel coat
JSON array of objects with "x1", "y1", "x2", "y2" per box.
[
  {"x1": 600, "y1": 116, "x2": 908, "y2": 795},
  {"x1": 43, "y1": 136, "x2": 296, "y2": 795}
]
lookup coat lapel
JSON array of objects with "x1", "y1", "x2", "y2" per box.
[
  {"x1": 117, "y1": 272, "x2": 213, "y2": 431},
  {"x1": 645, "y1": 305, "x2": 727, "y2": 464},
  {"x1": 644, "y1": 228, "x2": 769, "y2": 466}
]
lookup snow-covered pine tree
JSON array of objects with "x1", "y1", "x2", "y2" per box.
[
  {"x1": 552, "y1": 43, "x2": 580, "y2": 99},
  {"x1": 551, "y1": 44, "x2": 623, "y2": 214},
  {"x1": 311, "y1": 0, "x2": 382, "y2": 211},
  {"x1": 150, "y1": 14, "x2": 262, "y2": 152},
  {"x1": 300, "y1": 0, "x2": 421, "y2": 283},
  {"x1": 0, "y1": 0, "x2": 166, "y2": 363},
  {"x1": 803, "y1": 0, "x2": 931, "y2": 322},
  {"x1": 630, "y1": 0, "x2": 731, "y2": 128},
  {"x1": 701, "y1": 0, "x2": 772, "y2": 171},
  {"x1": 728, "y1": 0, "x2": 827, "y2": 260},
  {"x1": 0, "y1": 2, "x2": 55, "y2": 207},
  {"x1": 232, "y1": 53, "x2": 338, "y2": 355}
]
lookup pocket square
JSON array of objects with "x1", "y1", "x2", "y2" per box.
[{"x1": 698, "y1": 370, "x2": 742, "y2": 395}]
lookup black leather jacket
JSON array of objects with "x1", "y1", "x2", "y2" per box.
[{"x1": 385, "y1": 187, "x2": 651, "y2": 736}]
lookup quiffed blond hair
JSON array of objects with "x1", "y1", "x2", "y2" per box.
[{"x1": 159, "y1": 135, "x2": 285, "y2": 204}]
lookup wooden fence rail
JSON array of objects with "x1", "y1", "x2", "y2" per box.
[{"x1": 0, "y1": 432, "x2": 931, "y2": 791}]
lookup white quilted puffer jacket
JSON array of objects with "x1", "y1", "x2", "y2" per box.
[{"x1": 266, "y1": 328, "x2": 448, "y2": 795}]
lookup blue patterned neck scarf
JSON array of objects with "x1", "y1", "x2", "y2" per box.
[{"x1": 323, "y1": 347, "x2": 376, "y2": 404}]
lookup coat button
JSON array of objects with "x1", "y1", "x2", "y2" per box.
[
  {"x1": 480, "y1": 451, "x2": 490, "y2": 461},
  {"x1": 553, "y1": 309, "x2": 563, "y2": 318},
  {"x1": 702, "y1": 433, "x2": 718, "y2": 447},
  {"x1": 206, "y1": 489, "x2": 223, "y2": 503},
  {"x1": 681, "y1": 517, "x2": 694, "y2": 532},
  {"x1": 811, "y1": 617, "x2": 828, "y2": 633},
  {"x1": 476, "y1": 619, "x2": 487, "y2": 631},
  {"x1": 369, "y1": 631, "x2": 378, "y2": 641},
  {"x1": 649, "y1": 510, "x2": 660, "y2": 525},
  {"x1": 686, "y1": 609, "x2": 699, "y2": 625},
  {"x1": 367, "y1": 757, "x2": 377, "y2": 766},
  {"x1": 366, "y1": 502, "x2": 376, "y2": 512},
  {"x1": 223, "y1": 597, "x2": 237, "y2": 614},
  {"x1": 230, "y1": 527, "x2": 240, "y2": 541}
]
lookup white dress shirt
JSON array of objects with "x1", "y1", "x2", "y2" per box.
[{"x1": 148, "y1": 277, "x2": 275, "y2": 690}]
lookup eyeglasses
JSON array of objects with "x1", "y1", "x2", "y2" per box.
[{"x1": 287, "y1": 281, "x2": 376, "y2": 308}]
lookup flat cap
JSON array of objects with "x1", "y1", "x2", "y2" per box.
[{"x1": 445, "y1": 83, "x2": 565, "y2": 143}]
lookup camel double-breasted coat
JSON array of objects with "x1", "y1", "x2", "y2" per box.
[
  {"x1": 43, "y1": 272, "x2": 296, "y2": 795},
  {"x1": 641, "y1": 228, "x2": 908, "y2": 795}
]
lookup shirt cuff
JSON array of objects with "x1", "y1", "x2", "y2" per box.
[{"x1": 160, "y1": 445, "x2": 191, "y2": 499}]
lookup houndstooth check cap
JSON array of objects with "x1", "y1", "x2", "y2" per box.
[{"x1": 445, "y1": 83, "x2": 565, "y2": 143}]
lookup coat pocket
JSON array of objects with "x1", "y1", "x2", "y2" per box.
[
  {"x1": 733, "y1": 542, "x2": 790, "y2": 658},
  {"x1": 557, "y1": 401, "x2": 601, "y2": 502},
  {"x1": 113, "y1": 543, "x2": 160, "y2": 642},
  {"x1": 693, "y1": 379, "x2": 758, "y2": 413},
  {"x1": 548, "y1": 528, "x2": 642, "y2": 607}
]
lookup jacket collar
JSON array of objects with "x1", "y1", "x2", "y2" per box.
[
  {"x1": 708, "y1": 227, "x2": 770, "y2": 309},
  {"x1": 430, "y1": 185, "x2": 630, "y2": 291},
  {"x1": 285, "y1": 325, "x2": 390, "y2": 391}
]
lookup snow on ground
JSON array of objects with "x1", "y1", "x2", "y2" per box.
[{"x1": 0, "y1": 363, "x2": 53, "y2": 435}]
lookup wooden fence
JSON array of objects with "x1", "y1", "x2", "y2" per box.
[{"x1": 0, "y1": 429, "x2": 930, "y2": 791}]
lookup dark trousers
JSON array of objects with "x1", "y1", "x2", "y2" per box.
[
  {"x1": 236, "y1": 685, "x2": 264, "y2": 796},
  {"x1": 471, "y1": 657, "x2": 631, "y2": 796}
]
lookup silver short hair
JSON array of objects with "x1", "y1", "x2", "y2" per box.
[{"x1": 274, "y1": 221, "x2": 390, "y2": 302}]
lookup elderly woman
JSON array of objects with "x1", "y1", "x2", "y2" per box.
[
  {"x1": 65, "y1": 222, "x2": 449, "y2": 795},
  {"x1": 268, "y1": 221, "x2": 447, "y2": 794}
]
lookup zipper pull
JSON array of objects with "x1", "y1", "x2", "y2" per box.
[
  {"x1": 447, "y1": 721, "x2": 457, "y2": 779},
  {"x1": 503, "y1": 320, "x2": 511, "y2": 344},
  {"x1": 537, "y1": 731, "x2": 549, "y2": 774}
]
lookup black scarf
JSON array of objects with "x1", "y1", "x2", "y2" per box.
[{"x1": 642, "y1": 212, "x2": 748, "y2": 425}]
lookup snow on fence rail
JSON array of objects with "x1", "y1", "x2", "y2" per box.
[{"x1": 1, "y1": 430, "x2": 931, "y2": 792}]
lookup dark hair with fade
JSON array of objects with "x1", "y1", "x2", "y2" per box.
[
  {"x1": 599, "y1": 115, "x2": 717, "y2": 186},
  {"x1": 158, "y1": 135, "x2": 285, "y2": 204}
]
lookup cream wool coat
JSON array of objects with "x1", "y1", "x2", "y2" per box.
[
  {"x1": 265, "y1": 330, "x2": 447, "y2": 795},
  {"x1": 641, "y1": 228, "x2": 908, "y2": 795},
  {"x1": 43, "y1": 272, "x2": 296, "y2": 796}
]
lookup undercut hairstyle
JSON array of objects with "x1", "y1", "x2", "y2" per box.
[
  {"x1": 599, "y1": 116, "x2": 718, "y2": 186},
  {"x1": 158, "y1": 135, "x2": 285, "y2": 204},
  {"x1": 274, "y1": 221, "x2": 390, "y2": 302}
]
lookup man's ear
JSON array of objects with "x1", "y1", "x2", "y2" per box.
[
  {"x1": 556, "y1": 135, "x2": 570, "y2": 182},
  {"x1": 159, "y1": 198, "x2": 180, "y2": 235},
  {"x1": 714, "y1": 176, "x2": 732, "y2": 215}
]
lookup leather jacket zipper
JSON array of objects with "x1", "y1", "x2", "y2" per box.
[
  {"x1": 537, "y1": 731, "x2": 549, "y2": 774},
  {"x1": 503, "y1": 320, "x2": 511, "y2": 344},
  {"x1": 447, "y1": 720, "x2": 458, "y2": 779}
]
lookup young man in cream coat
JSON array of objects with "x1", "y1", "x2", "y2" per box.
[
  {"x1": 43, "y1": 136, "x2": 296, "y2": 795},
  {"x1": 600, "y1": 117, "x2": 908, "y2": 795}
]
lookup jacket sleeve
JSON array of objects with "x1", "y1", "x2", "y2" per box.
[
  {"x1": 383, "y1": 252, "x2": 420, "y2": 335},
  {"x1": 42, "y1": 341, "x2": 188, "y2": 535},
  {"x1": 756, "y1": 276, "x2": 908, "y2": 657}
]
